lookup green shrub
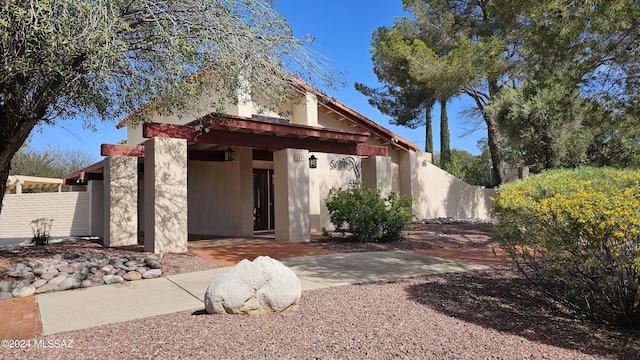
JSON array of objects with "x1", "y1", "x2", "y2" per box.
[
  {"x1": 323, "y1": 185, "x2": 413, "y2": 243},
  {"x1": 493, "y1": 167, "x2": 640, "y2": 326}
]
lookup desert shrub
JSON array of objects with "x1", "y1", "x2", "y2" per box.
[
  {"x1": 323, "y1": 185, "x2": 413, "y2": 243},
  {"x1": 493, "y1": 167, "x2": 640, "y2": 326},
  {"x1": 31, "y1": 218, "x2": 53, "y2": 246}
]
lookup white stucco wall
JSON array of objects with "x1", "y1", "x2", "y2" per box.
[{"x1": 0, "y1": 192, "x2": 90, "y2": 238}]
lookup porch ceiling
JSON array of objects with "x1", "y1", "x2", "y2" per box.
[
  {"x1": 63, "y1": 115, "x2": 391, "y2": 184},
  {"x1": 143, "y1": 115, "x2": 388, "y2": 156}
]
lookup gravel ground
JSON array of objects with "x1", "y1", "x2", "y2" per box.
[{"x1": 2, "y1": 224, "x2": 639, "y2": 359}]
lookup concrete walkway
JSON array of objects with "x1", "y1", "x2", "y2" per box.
[{"x1": 36, "y1": 251, "x2": 487, "y2": 335}]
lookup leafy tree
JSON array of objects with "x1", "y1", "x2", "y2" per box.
[
  {"x1": 490, "y1": 80, "x2": 640, "y2": 171},
  {"x1": 488, "y1": 1, "x2": 640, "y2": 171},
  {"x1": 439, "y1": 99, "x2": 450, "y2": 166},
  {"x1": 355, "y1": 25, "x2": 437, "y2": 157},
  {"x1": 12, "y1": 146, "x2": 97, "y2": 178},
  {"x1": 0, "y1": 0, "x2": 338, "y2": 212},
  {"x1": 441, "y1": 145, "x2": 492, "y2": 187},
  {"x1": 10, "y1": 146, "x2": 96, "y2": 191},
  {"x1": 494, "y1": 0, "x2": 640, "y2": 116},
  {"x1": 367, "y1": 0, "x2": 514, "y2": 186},
  {"x1": 489, "y1": 82, "x2": 594, "y2": 172}
]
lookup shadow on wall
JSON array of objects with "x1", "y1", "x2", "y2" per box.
[
  {"x1": 412, "y1": 160, "x2": 495, "y2": 219},
  {"x1": 148, "y1": 138, "x2": 188, "y2": 252}
]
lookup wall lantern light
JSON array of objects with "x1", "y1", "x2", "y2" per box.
[
  {"x1": 309, "y1": 154, "x2": 318, "y2": 169},
  {"x1": 224, "y1": 147, "x2": 235, "y2": 161}
]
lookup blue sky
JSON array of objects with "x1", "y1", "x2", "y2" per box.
[{"x1": 28, "y1": 0, "x2": 486, "y2": 160}]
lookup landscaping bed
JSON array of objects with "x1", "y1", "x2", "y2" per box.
[{"x1": 2, "y1": 222, "x2": 638, "y2": 359}]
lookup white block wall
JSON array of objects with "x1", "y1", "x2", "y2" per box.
[{"x1": 0, "y1": 192, "x2": 90, "y2": 238}]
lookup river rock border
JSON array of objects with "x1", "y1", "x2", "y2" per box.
[{"x1": 0, "y1": 252, "x2": 163, "y2": 300}]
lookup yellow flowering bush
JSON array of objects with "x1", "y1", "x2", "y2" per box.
[{"x1": 493, "y1": 167, "x2": 640, "y2": 326}]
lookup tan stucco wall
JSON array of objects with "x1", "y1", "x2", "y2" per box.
[
  {"x1": 310, "y1": 153, "x2": 365, "y2": 231},
  {"x1": 274, "y1": 148, "x2": 310, "y2": 242},
  {"x1": 144, "y1": 137, "x2": 188, "y2": 253},
  {"x1": 187, "y1": 147, "x2": 253, "y2": 237},
  {"x1": 0, "y1": 192, "x2": 90, "y2": 238},
  {"x1": 88, "y1": 180, "x2": 104, "y2": 238},
  {"x1": 407, "y1": 152, "x2": 495, "y2": 219},
  {"x1": 103, "y1": 156, "x2": 138, "y2": 247}
]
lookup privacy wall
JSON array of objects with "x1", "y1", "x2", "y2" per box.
[{"x1": 0, "y1": 192, "x2": 90, "y2": 238}]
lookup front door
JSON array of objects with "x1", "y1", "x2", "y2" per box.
[{"x1": 253, "y1": 169, "x2": 274, "y2": 231}]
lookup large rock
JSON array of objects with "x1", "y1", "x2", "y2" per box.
[
  {"x1": 204, "y1": 256, "x2": 301, "y2": 315},
  {"x1": 12, "y1": 285, "x2": 36, "y2": 298}
]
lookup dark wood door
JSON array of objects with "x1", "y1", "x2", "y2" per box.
[{"x1": 253, "y1": 169, "x2": 274, "y2": 231}]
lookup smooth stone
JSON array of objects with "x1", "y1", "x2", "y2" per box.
[
  {"x1": 0, "y1": 291, "x2": 13, "y2": 301},
  {"x1": 110, "y1": 260, "x2": 124, "y2": 267},
  {"x1": 40, "y1": 272, "x2": 54, "y2": 281},
  {"x1": 35, "y1": 283, "x2": 59, "y2": 294},
  {"x1": 142, "y1": 269, "x2": 162, "y2": 279},
  {"x1": 70, "y1": 266, "x2": 90, "y2": 281},
  {"x1": 146, "y1": 260, "x2": 161, "y2": 269},
  {"x1": 145, "y1": 255, "x2": 159, "y2": 262},
  {"x1": 52, "y1": 254, "x2": 63, "y2": 262},
  {"x1": 137, "y1": 266, "x2": 149, "y2": 274},
  {"x1": 123, "y1": 271, "x2": 142, "y2": 281},
  {"x1": 93, "y1": 270, "x2": 107, "y2": 278},
  {"x1": 21, "y1": 272, "x2": 35, "y2": 280},
  {"x1": 101, "y1": 264, "x2": 115, "y2": 273},
  {"x1": 46, "y1": 267, "x2": 59, "y2": 276},
  {"x1": 12, "y1": 285, "x2": 36, "y2": 298},
  {"x1": 80, "y1": 279, "x2": 93, "y2": 288},
  {"x1": 58, "y1": 264, "x2": 76, "y2": 274},
  {"x1": 0, "y1": 280, "x2": 18, "y2": 292},
  {"x1": 8, "y1": 265, "x2": 30, "y2": 278},
  {"x1": 27, "y1": 259, "x2": 43, "y2": 268},
  {"x1": 32, "y1": 279, "x2": 48, "y2": 288},
  {"x1": 33, "y1": 266, "x2": 47, "y2": 276},
  {"x1": 115, "y1": 270, "x2": 126, "y2": 277},
  {"x1": 103, "y1": 275, "x2": 124, "y2": 285},
  {"x1": 91, "y1": 278, "x2": 105, "y2": 286},
  {"x1": 48, "y1": 275, "x2": 68, "y2": 286},
  {"x1": 58, "y1": 278, "x2": 81, "y2": 290}
]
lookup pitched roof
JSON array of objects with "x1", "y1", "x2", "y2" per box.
[{"x1": 115, "y1": 76, "x2": 421, "y2": 152}]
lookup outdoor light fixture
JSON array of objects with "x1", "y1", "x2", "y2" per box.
[
  {"x1": 194, "y1": 123, "x2": 210, "y2": 135},
  {"x1": 309, "y1": 154, "x2": 318, "y2": 169},
  {"x1": 224, "y1": 147, "x2": 235, "y2": 161}
]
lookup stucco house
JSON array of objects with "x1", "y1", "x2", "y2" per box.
[{"x1": 63, "y1": 78, "x2": 493, "y2": 254}]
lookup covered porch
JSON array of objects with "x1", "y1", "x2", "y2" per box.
[{"x1": 64, "y1": 114, "x2": 392, "y2": 254}]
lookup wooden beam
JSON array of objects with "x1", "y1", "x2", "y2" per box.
[
  {"x1": 143, "y1": 122, "x2": 198, "y2": 141},
  {"x1": 101, "y1": 144, "x2": 145, "y2": 157},
  {"x1": 202, "y1": 114, "x2": 370, "y2": 142},
  {"x1": 356, "y1": 144, "x2": 389, "y2": 157}
]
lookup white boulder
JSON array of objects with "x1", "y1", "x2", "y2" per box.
[{"x1": 204, "y1": 256, "x2": 301, "y2": 315}]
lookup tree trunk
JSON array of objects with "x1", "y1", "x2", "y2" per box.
[
  {"x1": 483, "y1": 80, "x2": 505, "y2": 186},
  {"x1": 439, "y1": 98, "x2": 450, "y2": 166},
  {"x1": 0, "y1": 110, "x2": 43, "y2": 215},
  {"x1": 485, "y1": 115, "x2": 505, "y2": 186}
]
